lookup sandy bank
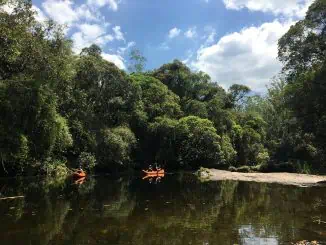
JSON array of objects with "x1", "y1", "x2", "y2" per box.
[{"x1": 200, "y1": 169, "x2": 326, "y2": 187}]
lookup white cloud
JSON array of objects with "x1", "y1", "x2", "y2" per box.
[
  {"x1": 158, "y1": 42, "x2": 170, "y2": 50},
  {"x1": 182, "y1": 50, "x2": 194, "y2": 65},
  {"x1": 72, "y1": 23, "x2": 114, "y2": 53},
  {"x1": 79, "y1": 23, "x2": 105, "y2": 37},
  {"x1": 42, "y1": 0, "x2": 108, "y2": 27},
  {"x1": 1, "y1": 3, "x2": 46, "y2": 22},
  {"x1": 31, "y1": 6, "x2": 47, "y2": 22},
  {"x1": 42, "y1": 0, "x2": 78, "y2": 25},
  {"x1": 223, "y1": 0, "x2": 313, "y2": 17},
  {"x1": 185, "y1": 27, "x2": 197, "y2": 39},
  {"x1": 203, "y1": 27, "x2": 216, "y2": 45},
  {"x1": 87, "y1": 0, "x2": 119, "y2": 11},
  {"x1": 192, "y1": 20, "x2": 293, "y2": 92},
  {"x1": 102, "y1": 53, "x2": 126, "y2": 69},
  {"x1": 168, "y1": 27, "x2": 181, "y2": 39},
  {"x1": 113, "y1": 26, "x2": 125, "y2": 41},
  {"x1": 76, "y1": 4, "x2": 104, "y2": 22},
  {"x1": 118, "y1": 41, "x2": 136, "y2": 55}
]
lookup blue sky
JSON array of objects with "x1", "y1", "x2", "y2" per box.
[{"x1": 26, "y1": 0, "x2": 313, "y2": 92}]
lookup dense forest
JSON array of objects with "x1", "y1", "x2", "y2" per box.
[{"x1": 0, "y1": 0, "x2": 325, "y2": 176}]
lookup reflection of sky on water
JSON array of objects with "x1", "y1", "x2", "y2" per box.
[{"x1": 239, "y1": 225, "x2": 278, "y2": 245}]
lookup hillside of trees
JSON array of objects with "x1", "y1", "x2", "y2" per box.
[{"x1": 0, "y1": 0, "x2": 325, "y2": 176}]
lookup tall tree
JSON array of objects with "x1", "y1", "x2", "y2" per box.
[
  {"x1": 128, "y1": 48, "x2": 147, "y2": 73},
  {"x1": 278, "y1": 0, "x2": 326, "y2": 81}
]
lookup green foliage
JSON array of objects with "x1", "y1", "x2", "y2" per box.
[
  {"x1": 226, "y1": 84, "x2": 251, "y2": 109},
  {"x1": 183, "y1": 100, "x2": 208, "y2": 118},
  {"x1": 128, "y1": 48, "x2": 147, "y2": 73},
  {"x1": 0, "y1": 80, "x2": 72, "y2": 174},
  {"x1": 175, "y1": 116, "x2": 224, "y2": 168},
  {"x1": 77, "y1": 152, "x2": 97, "y2": 171},
  {"x1": 278, "y1": 0, "x2": 326, "y2": 80},
  {"x1": 41, "y1": 157, "x2": 70, "y2": 177},
  {"x1": 97, "y1": 126, "x2": 137, "y2": 169},
  {"x1": 54, "y1": 115, "x2": 73, "y2": 154},
  {"x1": 130, "y1": 74, "x2": 182, "y2": 121},
  {"x1": 220, "y1": 135, "x2": 237, "y2": 165},
  {"x1": 1, "y1": 0, "x2": 325, "y2": 175}
]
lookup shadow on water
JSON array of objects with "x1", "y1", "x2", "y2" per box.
[{"x1": 0, "y1": 173, "x2": 326, "y2": 245}]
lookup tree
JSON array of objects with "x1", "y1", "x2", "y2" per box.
[
  {"x1": 277, "y1": 0, "x2": 326, "y2": 166},
  {"x1": 278, "y1": 0, "x2": 326, "y2": 81},
  {"x1": 128, "y1": 48, "x2": 146, "y2": 73},
  {"x1": 97, "y1": 126, "x2": 137, "y2": 170},
  {"x1": 73, "y1": 46, "x2": 140, "y2": 128},
  {"x1": 130, "y1": 74, "x2": 182, "y2": 121},
  {"x1": 129, "y1": 74, "x2": 181, "y2": 164},
  {"x1": 152, "y1": 60, "x2": 197, "y2": 99},
  {"x1": 175, "y1": 116, "x2": 224, "y2": 168},
  {"x1": 225, "y1": 84, "x2": 251, "y2": 109},
  {"x1": 0, "y1": 80, "x2": 72, "y2": 174}
]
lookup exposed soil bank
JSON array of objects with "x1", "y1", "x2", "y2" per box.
[{"x1": 200, "y1": 169, "x2": 326, "y2": 187}]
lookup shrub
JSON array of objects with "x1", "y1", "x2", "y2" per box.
[{"x1": 77, "y1": 152, "x2": 96, "y2": 171}]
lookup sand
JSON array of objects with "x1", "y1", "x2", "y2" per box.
[{"x1": 200, "y1": 169, "x2": 326, "y2": 187}]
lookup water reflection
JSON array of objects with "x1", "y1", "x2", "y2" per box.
[{"x1": 0, "y1": 174, "x2": 326, "y2": 245}]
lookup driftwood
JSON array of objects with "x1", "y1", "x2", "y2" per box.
[{"x1": 0, "y1": 196, "x2": 24, "y2": 200}]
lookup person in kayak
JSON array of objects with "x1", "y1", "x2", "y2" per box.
[
  {"x1": 77, "y1": 165, "x2": 84, "y2": 174},
  {"x1": 148, "y1": 165, "x2": 153, "y2": 171}
]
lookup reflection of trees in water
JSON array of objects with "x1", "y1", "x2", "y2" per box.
[
  {"x1": 0, "y1": 176, "x2": 97, "y2": 245},
  {"x1": 1, "y1": 175, "x2": 326, "y2": 244},
  {"x1": 228, "y1": 183, "x2": 326, "y2": 243}
]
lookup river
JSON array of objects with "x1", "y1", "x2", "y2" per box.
[{"x1": 0, "y1": 173, "x2": 326, "y2": 244}]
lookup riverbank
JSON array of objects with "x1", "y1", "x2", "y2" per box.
[{"x1": 198, "y1": 168, "x2": 326, "y2": 187}]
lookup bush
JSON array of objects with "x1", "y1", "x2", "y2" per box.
[
  {"x1": 77, "y1": 152, "x2": 96, "y2": 171},
  {"x1": 97, "y1": 126, "x2": 137, "y2": 169},
  {"x1": 175, "y1": 116, "x2": 224, "y2": 168},
  {"x1": 228, "y1": 165, "x2": 251, "y2": 173},
  {"x1": 41, "y1": 157, "x2": 70, "y2": 177},
  {"x1": 228, "y1": 166, "x2": 237, "y2": 172},
  {"x1": 236, "y1": 166, "x2": 251, "y2": 173}
]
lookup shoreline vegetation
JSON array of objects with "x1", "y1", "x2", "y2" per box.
[
  {"x1": 1, "y1": 0, "x2": 326, "y2": 177},
  {"x1": 197, "y1": 168, "x2": 326, "y2": 187}
]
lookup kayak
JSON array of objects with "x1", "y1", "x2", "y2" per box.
[
  {"x1": 75, "y1": 177, "x2": 86, "y2": 184},
  {"x1": 142, "y1": 174, "x2": 165, "y2": 180},
  {"x1": 73, "y1": 171, "x2": 86, "y2": 178},
  {"x1": 142, "y1": 169, "x2": 165, "y2": 175}
]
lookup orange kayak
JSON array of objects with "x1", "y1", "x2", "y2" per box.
[
  {"x1": 73, "y1": 171, "x2": 86, "y2": 178},
  {"x1": 142, "y1": 169, "x2": 165, "y2": 175},
  {"x1": 75, "y1": 177, "x2": 86, "y2": 184},
  {"x1": 142, "y1": 174, "x2": 165, "y2": 180}
]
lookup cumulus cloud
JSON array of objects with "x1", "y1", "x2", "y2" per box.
[
  {"x1": 201, "y1": 26, "x2": 216, "y2": 45},
  {"x1": 102, "y1": 53, "x2": 126, "y2": 69},
  {"x1": 182, "y1": 50, "x2": 194, "y2": 65},
  {"x1": 42, "y1": 0, "x2": 114, "y2": 27},
  {"x1": 72, "y1": 23, "x2": 114, "y2": 53},
  {"x1": 192, "y1": 20, "x2": 293, "y2": 92},
  {"x1": 118, "y1": 41, "x2": 136, "y2": 55},
  {"x1": 185, "y1": 27, "x2": 197, "y2": 39},
  {"x1": 87, "y1": 0, "x2": 119, "y2": 11},
  {"x1": 223, "y1": 0, "x2": 313, "y2": 17},
  {"x1": 42, "y1": 0, "x2": 78, "y2": 25},
  {"x1": 168, "y1": 27, "x2": 181, "y2": 39},
  {"x1": 113, "y1": 26, "x2": 125, "y2": 41},
  {"x1": 31, "y1": 6, "x2": 47, "y2": 22},
  {"x1": 76, "y1": 4, "x2": 104, "y2": 22}
]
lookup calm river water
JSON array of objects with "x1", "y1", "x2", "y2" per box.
[{"x1": 0, "y1": 173, "x2": 326, "y2": 244}]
